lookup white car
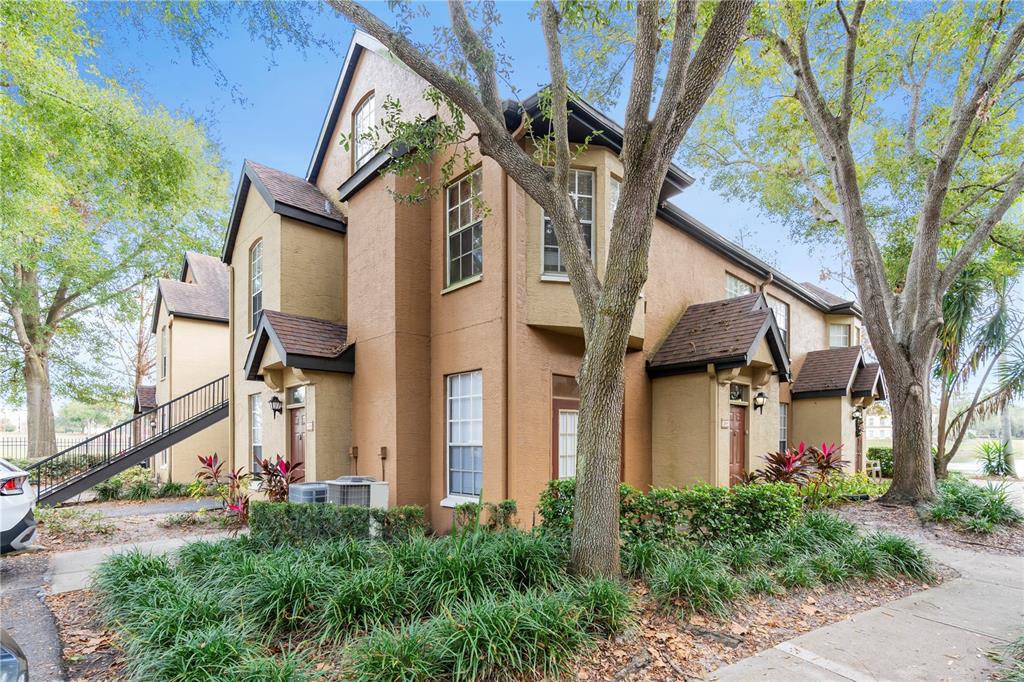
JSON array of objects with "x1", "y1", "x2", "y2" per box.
[{"x1": 0, "y1": 459, "x2": 37, "y2": 554}]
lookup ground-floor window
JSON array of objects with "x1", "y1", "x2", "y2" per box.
[
  {"x1": 446, "y1": 370, "x2": 482, "y2": 498},
  {"x1": 779, "y1": 403, "x2": 789, "y2": 452},
  {"x1": 160, "y1": 449, "x2": 168, "y2": 466},
  {"x1": 557, "y1": 409, "x2": 579, "y2": 478},
  {"x1": 249, "y1": 393, "x2": 263, "y2": 472}
]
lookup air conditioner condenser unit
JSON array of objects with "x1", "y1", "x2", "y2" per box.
[{"x1": 324, "y1": 476, "x2": 389, "y2": 509}]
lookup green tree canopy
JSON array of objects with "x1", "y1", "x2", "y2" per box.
[{"x1": 0, "y1": 1, "x2": 228, "y2": 455}]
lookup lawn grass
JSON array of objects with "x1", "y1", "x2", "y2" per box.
[{"x1": 92, "y1": 508, "x2": 933, "y2": 681}]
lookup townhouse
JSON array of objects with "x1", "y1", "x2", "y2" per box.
[
  {"x1": 220, "y1": 31, "x2": 884, "y2": 530},
  {"x1": 142, "y1": 251, "x2": 230, "y2": 483}
]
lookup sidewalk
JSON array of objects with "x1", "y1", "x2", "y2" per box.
[
  {"x1": 47, "y1": 531, "x2": 234, "y2": 594},
  {"x1": 713, "y1": 540, "x2": 1023, "y2": 681}
]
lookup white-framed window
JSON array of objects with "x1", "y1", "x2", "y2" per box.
[
  {"x1": 445, "y1": 169, "x2": 483, "y2": 287},
  {"x1": 557, "y1": 409, "x2": 579, "y2": 479},
  {"x1": 249, "y1": 394, "x2": 263, "y2": 472},
  {"x1": 161, "y1": 449, "x2": 169, "y2": 467},
  {"x1": 353, "y1": 93, "x2": 375, "y2": 169},
  {"x1": 726, "y1": 273, "x2": 754, "y2": 298},
  {"x1": 446, "y1": 370, "x2": 482, "y2": 498},
  {"x1": 543, "y1": 169, "x2": 594, "y2": 276},
  {"x1": 767, "y1": 295, "x2": 790, "y2": 347},
  {"x1": 160, "y1": 326, "x2": 168, "y2": 378},
  {"x1": 249, "y1": 240, "x2": 263, "y2": 331},
  {"x1": 779, "y1": 403, "x2": 789, "y2": 453},
  {"x1": 829, "y1": 323, "x2": 851, "y2": 348}
]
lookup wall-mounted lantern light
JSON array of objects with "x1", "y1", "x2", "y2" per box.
[
  {"x1": 269, "y1": 395, "x2": 283, "y2": 419},
  {"x1": 753, "y1": 391, "x2": 767, "y2": 414},
  {"x1": 149, "y1": 415, "x2": 157, "y2": 432}
]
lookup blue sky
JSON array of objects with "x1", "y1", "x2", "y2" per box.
[{"x1": 82, "y1": 2, "x2": 843, "y2": 295}]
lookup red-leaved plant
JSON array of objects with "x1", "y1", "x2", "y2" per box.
[
  {"x1": 254, "y1": 453, "x2": 304, "y2": 503},
  {"x1": 809, "y1": 442, "x2": 848, "y2": 480},
  {"x1": 197, "y1": 453, "x2": 224, "y2": 485},
  {"x1": 759, "y1": 441, "x2": 812, "y2": 484}
]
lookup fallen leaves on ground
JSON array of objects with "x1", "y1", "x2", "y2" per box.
[{"x1": 47, "y1": 590, "x2": 123, "y2": 682}]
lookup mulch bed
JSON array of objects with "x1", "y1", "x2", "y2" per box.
[
  {"x1": 46, "y1": 590, "x2": 124, "y2": 682},
  {"x1": 575, "y1": 572, "x2": 945, "y2": 681},
  {"x1": 836, "y1": 500, "x2": 1024, "y2": 556}
]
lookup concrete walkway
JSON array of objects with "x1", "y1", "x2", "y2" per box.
[
  {"x1": 713, "y1": 540, "x2": 1024, "y2": 681},
  {"x1": 47, "y1": 532, "x2": 233, "y2": 594}
]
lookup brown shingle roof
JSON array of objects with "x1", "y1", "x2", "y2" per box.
[
  {"x1": 791, "y1": 347, "x2": 863, "y2": 396},
  {"x1": 852, "y1": 362, "x2": 885, "y2": 399},
  {"x1": 246, "y1": 161, "x2": 340, "y2": 223},
  {"x1": 244, "y1": 310, "x2": 354, "y2": 381},
  {"x1": 153, "y1": 252, "x2": 229, "y2": 332},
  {"x1": 801, "y1": 282, "x2": 857, "y2": 311},
  {"x1": 648, "y1": 293, "x2": 790, "y2": 378},
  {"x1": 262, "y1": 310, "x2": 349, "y2": 358},
  {"x1": 135, "y1": 385, "x2": 156, "y2": 412}
]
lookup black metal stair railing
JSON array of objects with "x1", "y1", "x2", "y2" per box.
[{"x1": 26, "y1": 375, "x2": 229, "y2": 501}]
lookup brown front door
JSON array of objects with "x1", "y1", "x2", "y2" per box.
[
  {"x1": 729, "y1": 405, "x2": 746, "y2": 486},
  {"x1": 289, "y1": 407, "x2": 306, "y2": 481},
  {"x1": 855, "y1": 431, "x2": 864, "y2": 472}
]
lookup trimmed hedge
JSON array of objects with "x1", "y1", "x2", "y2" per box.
[
  {"x1": 867, "y1": 447, "x2": 893, "y2": 477},
  {"x1": 538, "y1": 479, "x2": 802, "y2": 544},
  {"x1": 249, "y1": 501, "x2": 427, "y2": 546}
]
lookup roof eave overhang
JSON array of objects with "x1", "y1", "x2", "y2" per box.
[
  {"x1": 337, "y1": 140, "x2": 411, "y2": 202},
  {"x1": 792, "y1": 388, "x2": 850, "y2": 399},
  {"x1": 646, "y1": 354, "x2": 748, "y2": 378}
]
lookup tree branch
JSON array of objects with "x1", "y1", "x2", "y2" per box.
[
  {"x1": 836, "y1": 0, "x2": 866, "y2": 127},
  {"x1": 447, "y1": 1, "x2": 503, "y2": 118},
  {"x1": 940, "y1": 161, "x2": 1024, "y2": 292}
]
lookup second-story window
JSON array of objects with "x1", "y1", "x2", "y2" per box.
[
  {"x1": 353, "y1": 93, "x2": 375, "y2": 169},
  {"x1": 725, "y1": 273, "x2": 754, "y2": 298},
  {"x1": 767, "y1": 295, "x2": 790, "y2": 347},
  {"x1": 249, "y1": 240, "x2": 263, "y2": 332},
  {"x1": 446, "y1": 169, "x2": 483, "y2": 287},
  {"x1": 829, "y1": 323, "x2": 851, "y2": 348},
  {"x1": 543, "y1": 169, "x2": 594, "y2": 276},
  {"x1": 160, "y1": 326, "x2": 168, "y2": 378}
]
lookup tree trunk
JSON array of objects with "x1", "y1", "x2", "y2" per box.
[
  {"x1": 570, "y1": 330, "x2": 626, "y2": 578},
  {"x1": 24, "y1": 350, "x2": 56, "y2": 459},
  {"x1": 999, "y1": 400, "x2": 1017, "y2": 478},
  {"x1": 881, "y1": 354, "x2": 938, "y2": 503},
  {"x1": 933, "y1": 451, "x2": 949, "y2": 479}
]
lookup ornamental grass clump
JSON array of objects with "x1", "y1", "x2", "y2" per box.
[
  {"x1": 122, "y1": 623, "x2": 255, "y2": 682},
  {"x1": 864, "y1": 532, "x2": 933, "y2": 581},
  {"x1": 927, "y1": 474, "x2": 1023, "y2": 533},
  {"x1": 648, "y1": 547, "x2": 744, "y2": 616},
  {"x1": 571, "y1": 577, "x2": 633, "y2": 635},
  {"x1": 313, "y1": 563, "x2": 416, "y2": 644},
  {"x1": 344, "y1": 622, "x2": 449, "y2": 682}
]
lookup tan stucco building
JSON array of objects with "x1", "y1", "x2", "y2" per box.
[
  {"x1": 220, "y1": 32, "x2": 884, "y2": 531},
  {"x1": 146, "y1": 252, "x2": 230, "y2": 483}
]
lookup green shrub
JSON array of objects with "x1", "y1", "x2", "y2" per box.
[
  {"x1": 439, "y1": 590, "x2": 591, "y2": 681},
  {"x1": 156, "y1": 481, "x2": 190, "y2": 498},
  {"x1": 927, "y1": 475, "x2": 1023, "y2": 532},
  {"x1": 94, "y1": 476, "x2": 124, "y2": 501},
  {"x1": 622, "y1": 539, "x2": 667, "y2": 578},
  {"x1": 977, "y1": 441, "x2": 1014, "y2": 478},
  {"x1": 485, "y1": 499, "x2": 518, "y2": 531},
  {"x1": 867, "y1": 447, "x2": 894, "y2": 477},
  {"x1": 538, "y1": 479, "x2": 688, "y2": 544},
  {"x1": 684, "y1": 482, "x2": 802, "y2": 542},
  {"x1": 313, "y1": 563, "x2": 415, "y2": 643},
  {"x1": 125, "y1": 481, "x2": 154, "y2": 500},
  {"x1": 345, "y1": 622, "x2": 449, "y2": 682},
  {"x1": 648, "y1": 547, "x2": 744, "y2": 616},
  {"x1": 801, "y1": 472, "x2": 891, "y2": 507},
  {"x1": 249, "y1": 501, "x2": 429, "y2": 546},
  {"x1": 571, "y1": 577, "x2": 632, "y2": 635},
  {"x1": 864, "y1": 532, "x2": 933, "y2": 580}
]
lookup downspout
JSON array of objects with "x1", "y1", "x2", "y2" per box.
[{"x1": 227, "y1": 264, "x2": 235, "y2": 472}]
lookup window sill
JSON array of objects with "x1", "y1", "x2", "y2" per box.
[
  {"x1": 441, "y1": 274, "x2": 482, "y2": 295},
  {"x1": 440, "y1": 495, "x2": 480, "y2": 509},
  {"x1": 539, "y1": 273, "x2": 570, "y2": 283}
]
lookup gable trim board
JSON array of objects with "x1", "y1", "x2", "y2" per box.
[
  {"x1": 790, "y1": 347, "x2": 885, "y2": 401},
  {"x1": 222, "y1": 160, "x2": 346, "y2": 264},
  {"x1": 244, "y1": 310, "x2": 355, "y2": 381}
]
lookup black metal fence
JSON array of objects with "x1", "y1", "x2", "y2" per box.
[
  {"x1": 0, "y1": 437, "x2": 102, "y2": 463},
  {"x1": 26, "y1": 375, "x2": 228, "y2": 499}
]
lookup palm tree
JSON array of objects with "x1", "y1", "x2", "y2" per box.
[{"x1": 934, "y1": 266, "x2": 1023, "y2": 478}]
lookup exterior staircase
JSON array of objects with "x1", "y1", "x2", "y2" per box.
[{"x1": 26, "y1": 376, "x2": 229, "y2": 506}]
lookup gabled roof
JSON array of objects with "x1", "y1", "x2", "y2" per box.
[
  {"x1": 791, "y1": 346, "x2": 864, "y2": 398},
  {"x1": 852, "y1": 362, "x2": 886, "y2": 400},
  {"x1": 151, "y1": 252, "x2": 229, "y2": 333},
  {"x1": 244, "y1": 310, "x2": 354, "y2": 381},
  {"x1": 647, "y1": 293, "x2": 790, "y2": 379},
  {"x1": 222, "y1": 160, "x2": 346, "y2": 264},
  {"x1": 134, "y1": 385, "x2": 157, "y2": 413}
]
